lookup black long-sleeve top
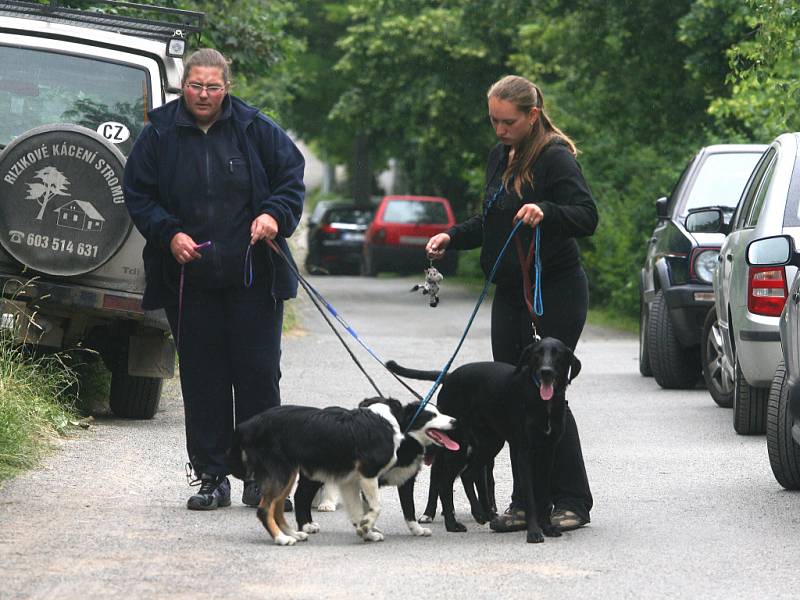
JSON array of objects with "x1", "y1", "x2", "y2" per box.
[{"x1": 446, "y1": 140, "x2": 598, "y2": 288}]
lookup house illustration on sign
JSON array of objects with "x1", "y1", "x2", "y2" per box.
[{"x1": 55, "y1": 200, "x2": 105, "y2": 232}]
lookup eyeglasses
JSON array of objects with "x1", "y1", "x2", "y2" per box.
[{"x1": 185, "y1": 82, "x2": 226, "y2": 95}]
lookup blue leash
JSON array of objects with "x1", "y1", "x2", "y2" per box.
[{"x1": 404, "y1": 221, "x2": 543, "y2": 432}]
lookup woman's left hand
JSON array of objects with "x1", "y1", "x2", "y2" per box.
[
  {"x1": 251, "y1": 213, "x2": 279, "y2": 245},
  {"x1": 514, "y1": 203, "x2": 544, "y2": 228}
]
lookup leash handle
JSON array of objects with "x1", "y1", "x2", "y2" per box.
[
  {"x1": 514, "y1": 226, "x2": 544, "y2": 335},
  {"x1": 244, "y1": 244, "x2": 254, "y2": 288}
]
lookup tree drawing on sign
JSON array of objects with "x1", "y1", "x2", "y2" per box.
[{"x1": 26, "y1": 167, "x2": 71, "y2": 220}]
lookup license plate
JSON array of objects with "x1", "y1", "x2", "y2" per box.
[
  {"x1": 399, "y1": 235, "x2": 428, "y2": 245},
  {"x1": 342, "y1": 232, "x2": 365, "y2": 242}
]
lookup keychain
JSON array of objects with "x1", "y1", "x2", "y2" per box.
[{"x1": 410, "y1": 260, "x2": 443, "y2": 307}]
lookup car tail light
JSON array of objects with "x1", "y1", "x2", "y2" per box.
[
  {"x1": 747, "y1": 266, "x2": 787, "y2": 317},
  {"x1": 319, "y1": 224, "x2": 337, "y2": 234}
]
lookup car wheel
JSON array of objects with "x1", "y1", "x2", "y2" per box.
[
  {"x1": 701, "y1": 306, "x2": 733, "y2": 408},
  {"x1": 638, "y1": 300, "x2": 652, "y2": 377},
  {"x1": 108, "y1": 332, "x2": 162, "y2": 420},
  {"x1": 732, "y1": 355, "x2": 768, "y2": 434},
  {"x1": 766, "y1": 361, "x2": 800, "y2": 489},
  {"x1": 646, "y1": 290, "x2": 699, "y2": 389}
]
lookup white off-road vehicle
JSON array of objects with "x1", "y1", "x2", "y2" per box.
[{"x1": 0, "y1": 0, "x2": 203, "y2": 418}]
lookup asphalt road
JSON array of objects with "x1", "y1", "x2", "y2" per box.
[{"x1": 2, "y1": 273, "x2": 800, "y2": 599}]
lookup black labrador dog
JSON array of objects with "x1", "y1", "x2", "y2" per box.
[{"x1": 386, "y1": 336, "x2": 581, "y2": 543}]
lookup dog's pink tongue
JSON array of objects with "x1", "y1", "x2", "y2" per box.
[
  {"x1": 427, "y1": 430, "x2": 460, "y2": 451},
  {"x1": 540, "y1": 382, "x2": 554, "y2": 401}
]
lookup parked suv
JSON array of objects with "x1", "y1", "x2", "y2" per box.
[
  {"x1": 0, "y1": 1, "x2": 203, "y2": 418},
  {"x1": 361, "y1": 195, "x2": 457, "y2": 276},
  {"x1": 639, "y1": 144, "x2": 765, "y2": 389},
  {"x1": 744, "y1": 234, "x2": 800, "y2": 488},
  {"x1": 710, "y1": 133, "x2": 800, "y2": 434}
]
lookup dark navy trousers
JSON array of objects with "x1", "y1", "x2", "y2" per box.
[
  {"x1": 165, "y1": 282, "x2": 283, "y2": 477},
  {"x1": 491, "y1": 267, "x2": 593, "y2": 521}
]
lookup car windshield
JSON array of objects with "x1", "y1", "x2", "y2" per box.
[
  {"x1": 0, "y1": 45, "x2": 150, "y2": 156},
  {"x1": 683, "y1": 152, "x2": 763, "y2": 214},
  {"x1": 326, "y1": 207, "x2": 373, "y2": 225},
  {"x1": 383, "y1": 200, "x2": 448, "y2": 224}
]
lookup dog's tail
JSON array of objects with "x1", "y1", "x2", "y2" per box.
[{"x1": 385, "y1": 360, "x2": 442, "y2": 382}]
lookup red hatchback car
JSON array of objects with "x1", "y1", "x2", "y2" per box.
[{"x1": 361, "y1": 195, "x2": 458, "y2": 276}]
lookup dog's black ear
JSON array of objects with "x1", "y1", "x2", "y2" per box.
[
  {"x1": 568, "y1": 353, "x2": 582, "y2": 382},
  {"x1": 515, "y1": 342, "x2": 535, "y2": 373},
  {"x1": 386, "y1": 397, "x2": 404, "y2": 419}
]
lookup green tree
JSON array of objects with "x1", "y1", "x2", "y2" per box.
[{"x1": 708, "y1": 0, "x2": 800, "y2": 139}]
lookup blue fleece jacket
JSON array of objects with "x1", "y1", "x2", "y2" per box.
[{"x1": 123, "y1": 95, "x2": 305, "y2": 309}]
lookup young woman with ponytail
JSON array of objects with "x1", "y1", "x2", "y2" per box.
[{"x1": 425, "y1": 75, "x2": 598, "y2": 532}]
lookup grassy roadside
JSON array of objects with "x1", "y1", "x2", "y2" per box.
[{"x1": 0, "y1": 338, "x2": 79, "y2": 481}]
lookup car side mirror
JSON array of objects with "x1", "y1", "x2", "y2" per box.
[
  {"x1": 746, "y1": 235, "x2": 795, "y2": 267},
  {"x1": 685, "y1": 208, "x2": 726, "y2": 234},
  {"x1": 655, "y1": 196, "x2": 668, "y2": 219}
]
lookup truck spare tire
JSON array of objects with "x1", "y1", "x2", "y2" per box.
[{"x1": 0, "y1": 124, "x2": 131, "y2": 276}]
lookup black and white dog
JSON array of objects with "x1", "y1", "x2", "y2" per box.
[
  {"x1": 228, "y1": 398, "x2": 457, "y2": 545},
  {"x1": 293, "y1": 398, "x2": 459, "y2": 538}
]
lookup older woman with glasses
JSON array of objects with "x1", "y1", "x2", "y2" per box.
[
  {"x1": 123, "y1": 48, "x2": 305, "y2": 512},
  {"x1": 425, "y1": 75, "x2": 598, "y2": 533}
]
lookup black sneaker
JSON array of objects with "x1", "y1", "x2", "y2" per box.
[
  {"x1": 187, "y1": 474, "x2": 231, "y2": 511},
  {"x1": 242, "y1": 480, "x2": 292, "y2": 512},
  {"x1": 242, "y1": 480, "x2": 261, "y2": 507}
]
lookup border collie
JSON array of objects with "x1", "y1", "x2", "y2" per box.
[
  {"x1": 228, "y1": 398, "x2": 457, "y2": 545},
  {"x1": 293, "y1": 398, "x2": 459, "y2": 537}
]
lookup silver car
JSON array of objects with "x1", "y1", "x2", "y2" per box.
[
  {"x1": 744, "y1": 234, "x2": 800, "y2": 488},
  {"x1": 712, "y1": 133, "x2": 800, "y2": 434}
]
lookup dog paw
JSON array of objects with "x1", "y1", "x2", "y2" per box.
[
  {"x1": 445, "y1": 520, "x2": 468, "y2": 533},
  {"x1": 302, "y1": 522, "x2": 320, "y2": 534},
  {"x1": 417, "y1": 514, "x2": 433, "y2": 524},
  {"x1": 406, "y1": 521, "x2": 432, "y2": 537},
  {"x1": 526, "y1": 530, "x2": 545, "y2": 544},
  {"x1": 291, "y1": 531, "x2": 309, "y2": 541},
  {"x1": 274, "y1": 534, "x2": 297, "y2": 546},
  {"x1": 316, "y1": 501, "x2": 336, "y2": 512},
  {"x1": 362, "y1": 530, "x2": 384, "y2": 542},
  {"x1": 543, "y1": 524, "x2": 562, "y2": 538}
]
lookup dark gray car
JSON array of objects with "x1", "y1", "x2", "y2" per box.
[{"x1": 640, "y1": 144, "x2": 765, "y2": 389}]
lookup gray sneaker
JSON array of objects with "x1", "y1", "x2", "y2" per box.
[
  {"x1": 187, "y1": 475, "x2": 231, "y2": 511},
  {"x1": 242, "y1": 480, "x2": 292, "y2": 512}
]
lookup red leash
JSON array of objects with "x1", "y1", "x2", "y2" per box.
[{"x1": 514, "y1": 228, "x2": 542, "y2": 338}]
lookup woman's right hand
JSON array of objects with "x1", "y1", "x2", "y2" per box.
[
  {"x1": 170, "y1": 232, "x2": 202, "y2": 264},
  {"x1": 426, "y1": 233, "x2": 451, "y2": 260}
]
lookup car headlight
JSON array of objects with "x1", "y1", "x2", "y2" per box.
[{"x1": 693, "y1": 249, "x2": 719, "y2": 284}]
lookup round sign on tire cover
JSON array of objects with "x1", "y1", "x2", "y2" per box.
[{"x1": 0, "y1": 124, "x2": 131, "y2": 276}]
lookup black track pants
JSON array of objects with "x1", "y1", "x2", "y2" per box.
[
  {"x1": 490, "y1": 267, "x2": 593, "y2": 521},
  {"x1": 166, "y1": 283, "x2": 283, "y2": 477}
]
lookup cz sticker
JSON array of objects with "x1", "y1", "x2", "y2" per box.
[{"x1": 97, "y1": 121, "x2": 130, "y2": 144}]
